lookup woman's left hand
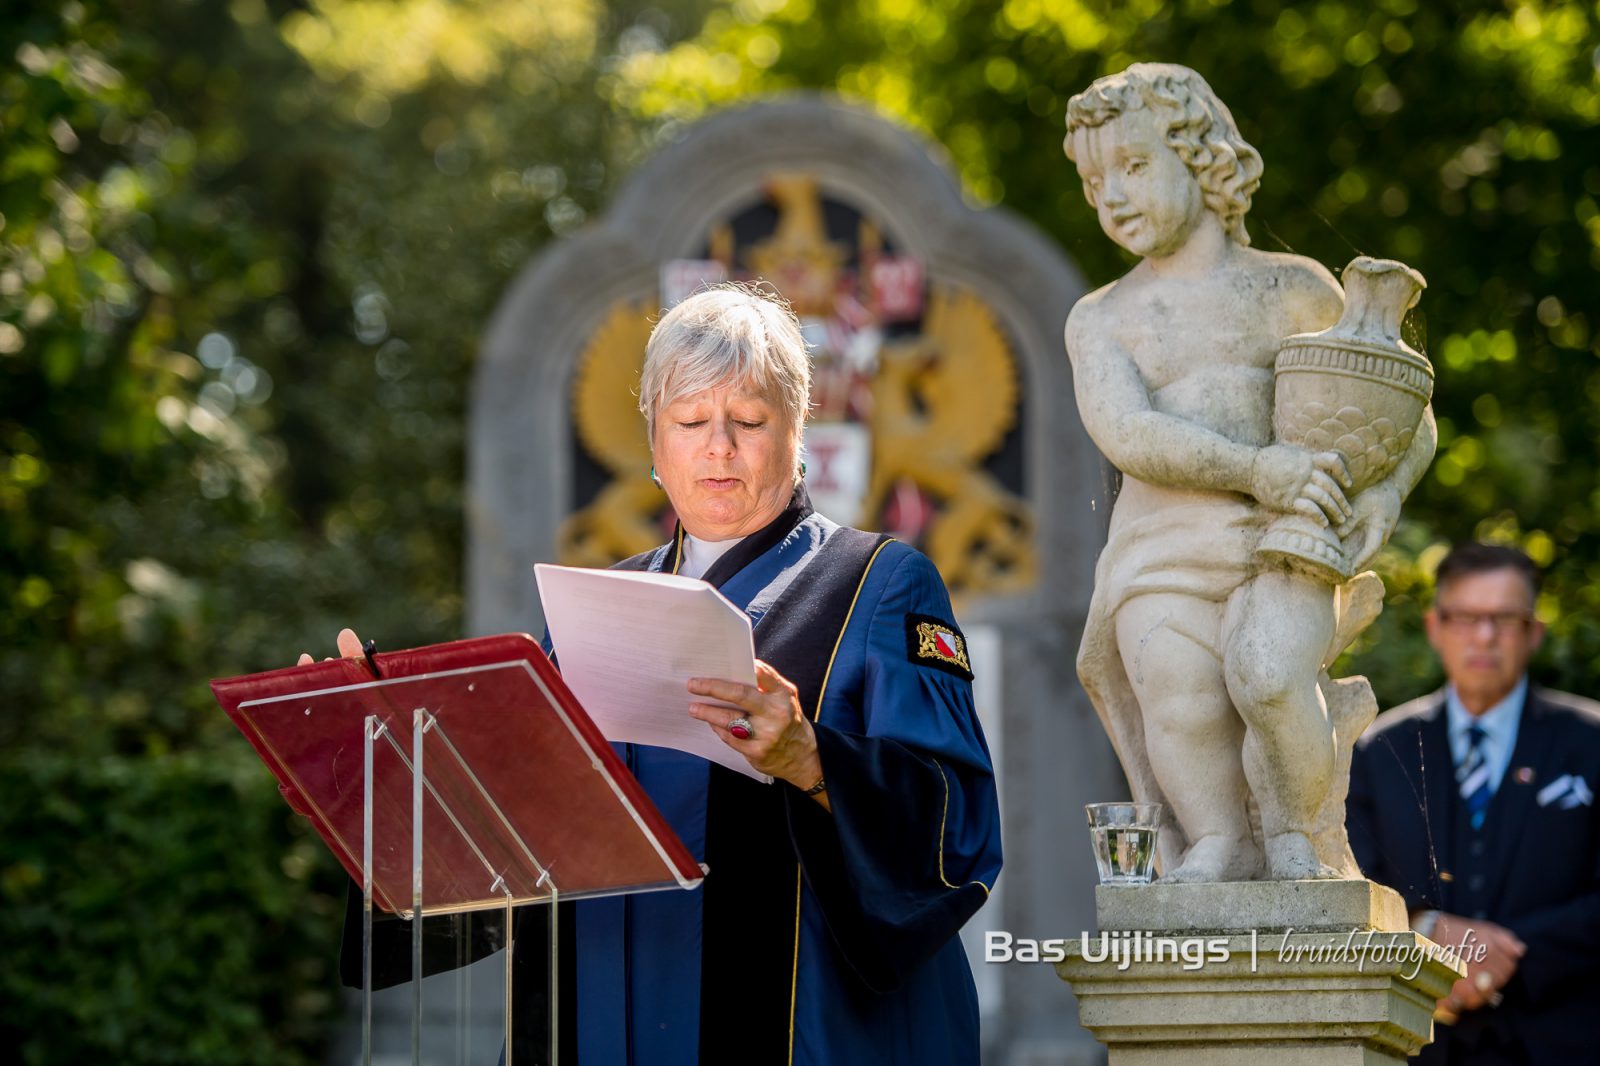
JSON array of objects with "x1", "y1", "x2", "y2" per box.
[{"x1": 688, "y1": 660, "x2": 827, "y2": 801}]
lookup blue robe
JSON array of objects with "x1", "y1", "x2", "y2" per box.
[
  {"x1": 343, "y1": 494, "x2": 1002, "y2": 1064},
  {"x1": 569, "y1": 499, "x2": 1003, "y2": 1064}
]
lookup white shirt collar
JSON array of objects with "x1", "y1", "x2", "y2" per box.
[{"x1": 677, "y1": 532, "x2": 745, "y2": 580}]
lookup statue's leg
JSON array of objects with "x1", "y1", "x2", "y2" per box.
[
  {"x1": 1115, "y1": 594, "x2": 1262, "y2": 882},
  {"x1": 1223, "y1": 570, "x2": 1339, "y2": 879}
]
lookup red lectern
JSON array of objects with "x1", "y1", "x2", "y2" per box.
[{"x1": 212, "y1": 633, "x2": 704, "y2": 1066}]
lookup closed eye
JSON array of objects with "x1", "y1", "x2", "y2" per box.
[
  {"x1": 677, "y1": 420, "x2": 707, "y2": 429},
  {"x1": 736, "y1": 420, "x2": 765, "y2": 430}
]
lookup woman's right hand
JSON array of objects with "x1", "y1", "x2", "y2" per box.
[
  {"x1": 1250, "y1": 443, "x2": 1352, "y2": 526},
  {"x1": 296, "y1": 627, "x2": 365, "y2": 666},
  {"x1": 281, "y1": 628, "x2": 364, "y2": 817}
]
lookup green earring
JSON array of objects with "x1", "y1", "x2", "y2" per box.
[
  {"x1": 800, "y1": 461, "x2": 807, "y2": 477},
  {"x1": 650, "y1": 465, "x2": 661, "y2": 487}
]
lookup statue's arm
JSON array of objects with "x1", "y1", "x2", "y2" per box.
[
  {"x1": 1064, "y1": 301, "x2": 1350, "y2": 522},
  {"x1": 1387, "y1": 404, "x2": 1437, "y2": 498},
  {"x1": 1340, "y1": 406, "x2": 1437, "y2": 571},
  {"x1": 1064, "y1": 302, "x2": 1256, "y2": 494}
]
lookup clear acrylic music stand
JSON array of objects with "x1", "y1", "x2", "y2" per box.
[{"x1": 217, "y1": 636, "x2": 706, "y2": 1066}]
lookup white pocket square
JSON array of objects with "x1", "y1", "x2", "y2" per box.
[{"x1": 1536, "y1": 774, "x2": 1594, "y2": 809}]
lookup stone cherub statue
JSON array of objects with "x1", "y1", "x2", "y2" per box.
[{"x1": 1064, "y1": 64, "x2": 1437, "y2": 881}]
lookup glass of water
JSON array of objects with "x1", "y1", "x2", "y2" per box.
[{"x1": 1085, "y1": 802, "x2": 1162, "y2": 885}]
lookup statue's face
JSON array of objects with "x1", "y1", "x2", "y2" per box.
[{"x1": 1070, "y1": 107, "x2": 1205, "y2": 259}]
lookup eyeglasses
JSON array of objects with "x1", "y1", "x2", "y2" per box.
[{"x1": 1435, "y1": 609, "x2": 1535, "y2": 635}]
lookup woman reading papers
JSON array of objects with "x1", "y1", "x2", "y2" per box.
[{"x1": 307, "y1": 284, "x2": 1002, "y2": 1064}]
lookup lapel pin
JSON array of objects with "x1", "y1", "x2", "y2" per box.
[{"x1": 1514, "y1": 766, "x2": 1536, "y2": 785}]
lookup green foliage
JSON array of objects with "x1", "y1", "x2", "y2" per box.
[
  {"x1": 0, "y1": 2, "x2": 360, "y2": 1056},
  {"x1": 6, "y1": 0, "x2": 1600, "y2": 1058},
  {"x1": 615, "y1": 0, "x2": 1600, "y2": 705},
  {"x1": 0, "y1": 747, "x2": 343, "y2": 1064}
]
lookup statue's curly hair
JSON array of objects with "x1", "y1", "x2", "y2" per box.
[{"x1": 1064, "y1": 64, "x2": 1264, "y2": 247}]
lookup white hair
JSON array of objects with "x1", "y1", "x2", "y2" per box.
[{"x1": 638, "y1": 283, "x2": 811, "y2": 448}]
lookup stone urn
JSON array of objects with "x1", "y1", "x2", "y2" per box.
[{"x1": 1256, "y1": 256, "x2": 1431, "y2": 582}]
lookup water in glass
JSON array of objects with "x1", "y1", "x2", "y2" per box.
[{"x1": 1090, "y1": 825, "x2": 1157, "y2": 884}]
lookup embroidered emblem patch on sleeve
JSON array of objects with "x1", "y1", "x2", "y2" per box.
[{"x1": 905, "y1": 613, "x2": 974, "y2": 681}]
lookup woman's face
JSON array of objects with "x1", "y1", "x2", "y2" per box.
[{"x1": 652, "y1": 381, "x2": 798, "y2": 542}]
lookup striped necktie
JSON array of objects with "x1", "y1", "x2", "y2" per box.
[{"x1": 1457, "y1": 723, "x2": 1493, "y2": 830}]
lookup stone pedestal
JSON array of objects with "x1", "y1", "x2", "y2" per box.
[{"x1": 1056, "y1": 881, "x2": 1463, "y2": 1065}]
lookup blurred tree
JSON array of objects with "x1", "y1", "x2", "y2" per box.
[
  {"x1": 611, "y1": 0, "x2": 1600, "y2": 705},
  {"x1": 0, "y1": 1, "x2": 377, "y2": 1059}
]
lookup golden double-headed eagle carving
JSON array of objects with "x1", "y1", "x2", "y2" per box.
[
  {"x1": 560, "y1": 299, "x2": 661, "y2": 568},
  {"x1": 867, "y1": 287, "x2": 1034, "y2": 598},
  {"x1": 558, "y1": 177, "x2": 1035, "y2": 601}
]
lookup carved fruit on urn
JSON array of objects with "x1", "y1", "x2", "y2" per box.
[{"x1": 1256, "y1": 256, "x2": 1431, "y2": 582}]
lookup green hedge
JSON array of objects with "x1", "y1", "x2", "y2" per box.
[{"x1": 0, "y1": 748, "x2": 344, "y2": 1065}]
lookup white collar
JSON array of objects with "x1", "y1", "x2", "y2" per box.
[
  {"x1": 678, "y1": 532, "x2": 745, "y2": 580},
  {"x1": 1445, "y1": 677, "x2": 1527, "y2": 748}
]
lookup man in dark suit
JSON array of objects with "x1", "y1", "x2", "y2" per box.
[{"x1": 1347, "y1": 543, "x2": 1600, "y2": 1065}]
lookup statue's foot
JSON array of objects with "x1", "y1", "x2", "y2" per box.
[
  {"x1": 1266, "y1": 831, "x2": 1341, "y2": 880},
  {"x1": 1160, "y1": 834, "x2": 1263, "y2": 883}
]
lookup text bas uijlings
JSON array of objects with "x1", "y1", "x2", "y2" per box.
[{"x1": 986, "y1": 931, "x2": 1229, "y2": 971}]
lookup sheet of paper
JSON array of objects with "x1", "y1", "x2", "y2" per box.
[{"x1": 534, "y1": 563, "x2": 768, "y2": 782}]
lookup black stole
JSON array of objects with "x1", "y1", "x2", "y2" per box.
[{"x1": 616, "y1": 489, "x2": 891, "y2": 1063}]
